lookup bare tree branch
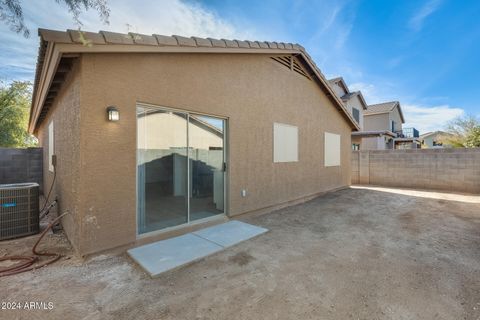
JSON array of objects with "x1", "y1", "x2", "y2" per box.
[{"x1": 0, "y1": 0, "x2": 109, "y2": 37}]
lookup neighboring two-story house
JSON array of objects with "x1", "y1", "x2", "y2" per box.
[
  {"x1": 328, "y1": 78, "x2": 421, "y2": 150},
  {"x1": 328, "y1": 77, "x2": 367, "y2": 149}
]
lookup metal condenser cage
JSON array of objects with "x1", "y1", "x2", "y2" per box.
[{"x1": 0, "y1": 183, "x2": 40, "y2": 240}]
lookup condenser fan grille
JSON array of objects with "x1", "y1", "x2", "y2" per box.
[{"x1": 0, "y1": 183, "x2": 39, "y2": 240}]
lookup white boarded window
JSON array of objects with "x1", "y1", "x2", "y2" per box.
[
  {"x1": 273, "y1": 123, "x2": 298, "y2": 163},
  {"x1": 48, "y1": 121, "x2": 54, "y2": 172},
  {"x1": 324, "y1": 132, "x2": 340, "y2": 167}
]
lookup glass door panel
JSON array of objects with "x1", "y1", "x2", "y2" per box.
[
  {"x1": 188, "y1": 115, "x2": 225, "y2": 221},
  {"x1": 137, "y1": 107, "x2": 188, "y2": 234}
]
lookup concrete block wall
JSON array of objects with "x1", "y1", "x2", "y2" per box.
[
  {"x1": 0, "y1": 147, "x2": 43, "y2": 192},
  {"x1": 351, "y1": 148, "x2": 480, "y2": 194},
  {"x1": 351, "y1": 151, "x2": 360, "y2": 184}
]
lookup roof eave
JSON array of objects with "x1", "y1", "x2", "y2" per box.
[{"x1": 29, "y1": 29, "x2": 360, "y2": 132}]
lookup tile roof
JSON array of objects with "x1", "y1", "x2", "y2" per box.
[
  {"x1": 29, "y1": 29, "x2": 361, "y2": 132},
  {"x1": 365, "y1": 101, "x2": 405, "y2": 123},
  {"x1": 419, "y1": 130, "x2": 452, "y2": 139},
  {"x1": 364, "y1": 101, "x2": 398, "y2": 114},
  {"x1": 40, "y1": 28, "x2": 305, "y2": 50},
  {"x1": 351, "y1": 130, "x2": 396, "y2": 137}
]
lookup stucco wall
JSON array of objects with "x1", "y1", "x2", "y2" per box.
[
  {"x1": 40, "y1": 52, "x2": 352, "y2": 255},
  {"x1": 345, "y1": 96, "x2": 364, "y2": 130},
  {"x1": 364, "y1": 113, "x2": 389, "y2": 131},
  {"x1": 331, "y1": 82, "x2": 347, "y2": 98},
  {"x1": 351, "y1": 149, "x2": 480, "y2": 193},
  {"x1": 389, "y1": 107, "x2": 403, "y2": 132},
  {"x1": 36, "y1": 60, "x2": 82, "y2": 251}
]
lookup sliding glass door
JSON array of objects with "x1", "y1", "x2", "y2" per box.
[{"x1": 137, "y1": 105, "x2": 226, "y2": 235}]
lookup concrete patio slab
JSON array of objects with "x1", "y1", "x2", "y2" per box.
[
  {"x1": 127, "y1": 221, "x2": 268, "y2": 277},
  {"x1": 192, "y1": 220, "x2": 269, "y2": 247},
  {"x1": 127, "y1": 233, "x2": 222, "y2": 277}
]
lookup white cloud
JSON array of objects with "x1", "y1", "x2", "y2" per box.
[
  {"x1": 402, "y1": 104, "x2": 464, "y2": 133},
  {"x1": 0, "y1": 0, "x2": 253, "y2": 82},
  {"x1": 349, "y1": 82, "x2": 384, "y2": 104},
  {"x1": 82, "y1": 0, "x2": 252, "y2": 39},
  {"x1": 408, "y1": 0, "x2": 443, "y2": 31}
]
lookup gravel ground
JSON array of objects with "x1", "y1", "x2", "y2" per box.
[{"x1": 1, "y1": 186, "x2": 479, "y2": 320}]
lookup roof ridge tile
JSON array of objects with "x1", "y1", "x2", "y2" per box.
[
  {"x1": 234, "y1": 40, "x2": 249, "y2": 48},
  {"x1": 67, "y1": 29, "x2": 106, "y2": 45},
  {"x1": 154, "y1": 34, "x2": 178, "y2": 46},
  {"x1": 129, "y1": 32, "x2": 158, "y2": 46},
  {"x1": 208, "y1": 38, "x2": 227, "y2": 48},
  {"x1": 172, "y1": 35, "x2": 196, "y2": 47},
  {"x1": 266, "y1": 41, "x2": 278, "y2": 49},
  {"x1": 100, "y1": 30, "x2": 134, "y2": 44},
  {"x1": 258, "y1": 41, "x2": 269, "y2": 49},
  {"x1": 246, "y1": 40, "x2": 260, "y2": 48},
  {"x1": 222, "y1": 39, "x2": 239, "y2": 48},
  {"x1": 192, "y1": 36, "x2": 213, "y2": 47}
]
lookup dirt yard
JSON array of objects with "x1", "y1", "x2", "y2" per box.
[{"x1": 1, "y1": 186, "x2": 480, "y2": 320}]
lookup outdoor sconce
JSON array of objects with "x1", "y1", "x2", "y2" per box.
[{"x1": 107, "y1": 106, "x2": 120, "y2": 121}]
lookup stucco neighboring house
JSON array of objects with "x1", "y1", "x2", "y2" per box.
[
  {"x1": 327, "y1": 77, "x2": 369, "y2": 150},
  {"x1": 359, "y1": 101, "x2": 421, "y2": 150},
  {"x1": 420, "y1": 131, "x2": 453, "y2": 148},
  {"x1": 328, "y1": 77, "x2": 367, "y2": 130},
  {"x1": 29, "y1": 29, "x2": 359, "y2": 255}
]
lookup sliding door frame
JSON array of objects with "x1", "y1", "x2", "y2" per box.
[{"x1": 135, "y1": 102, "x2": 229, "y2": 239}]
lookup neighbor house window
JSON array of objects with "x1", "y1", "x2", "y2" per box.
[
  {"x1": 273, "y1": 122, "x2": 298, "y2": 163},
  {"x1": 352, "y1": 108, "x2": 360, "y2": 123},
  {"x1": 352, "y1": 143, "x2": 360, "y2": 151},
  {"x1": 325, "y1": 132, "x2": 341, "y2": 167},
  {"x1": 48, "y1": 121, "x2": 54, "y2": 172}
]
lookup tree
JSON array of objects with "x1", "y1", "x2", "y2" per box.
[
  {"x1": 0, "y1": 0, "x2": 110, "y2": 37},
  {"x1": 445, "y1": 115, "x2": 480, "y2": 148},
  {"x1": 0, "y1": 81, "x2": 36, "y2": 147}
]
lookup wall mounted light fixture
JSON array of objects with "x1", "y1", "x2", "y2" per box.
[{"x1": 107, "y1": 106, "x2": 119, "y2": 121}]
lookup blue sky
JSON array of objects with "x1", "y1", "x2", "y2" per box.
[{"x1": 1, "y1": 0, "x2": 479, "y2": 132}]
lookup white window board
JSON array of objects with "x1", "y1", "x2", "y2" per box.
[
  {"x1": 48, "y1": 121, "x2": 54, "y2": 172},
  {"x1": 273, "y1": 122, "x2": 298, "y2": 163},
  {"x1": 324, "y1": 132, "x2": 340, "y2": 167}
]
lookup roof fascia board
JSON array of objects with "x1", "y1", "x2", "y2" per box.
[
  {"x1": 357, "y1": 92, "x2": 368, "y2": 110},
  {"x1": 395, "y1": 102, "x2": 405, "y2": 123},
  {"x1": 29, "y1": 42, "x2": 62, "y2": 133}
]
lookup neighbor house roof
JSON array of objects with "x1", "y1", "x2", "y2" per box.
[
  {"x1": 327, "y1": 77, "x2": 349, "y2": 96},
  {"x1": 327, "y1": 77, "x2": 368, "y2": 110},
  {"x1": 419, "y1": 130, "x2": 452, "y2": 139},
  {"x1": 341, "y1": 91, "x2": 368, "y2": 110},
  {"x1": 351, "y1": 130, "x2": 396, "y2": 137},
  {"x1": 28, "y1": 29, "x2": 360, "y2": 133},
  {"x1": 364, "y1": 101, "x2": 405, "y2": 123}
]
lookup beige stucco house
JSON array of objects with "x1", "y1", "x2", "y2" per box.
[
  {"x1": 352, "y1": 101, "x2": 420, "y2": 150},
  {"x1": 328, "y1": 77, "x2": 367, "y2": 132},
  {"x1": 328, "y1": 75, "x2": 422, "y2": 151},
  {"x1": 29, "y1": 29, "x2": 359, "y2": 255}
]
